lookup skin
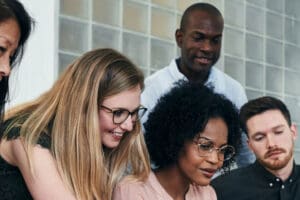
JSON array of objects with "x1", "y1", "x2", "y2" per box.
[
  {"x1": 99, "y1": 85, "x2": 141, "y2": 149},
  {"x1": 0, "y1": 139, "x2": 76, "y2": 200},
  {"x1": 155, "y1": 117, "x2": 227, "y2": 200},
  {"x1": 175, "y1": 10, "x2": 223, "y2": 83},
  {"x1": 247, "y1": 109, "x2": 297, "y2": 181},
  {"x1": 0, "y1": 18, "x2": 20, "y2": 80}
]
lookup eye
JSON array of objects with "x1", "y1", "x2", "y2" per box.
[
  {"x1": 198, "y1": 142, "x2": 214, "y2": 151},
  {"x1": 212, "y1": 37, "x2": 221, "y2": 44},
  {"x1": 274, "y1": 131, "x2": 283, "y2": 135},
  {"x1": 192, "y1": 33, "x2": 204, "y2": 42},
  {"x1": 113, "y1": 109, "x2": 127, "y2": 117},
  {"x1": 253, "y1": 134, "x2": 264, "y2": 141},
  {"x1": 0, "y1": 46, "x2": 6, "y2": 53}
]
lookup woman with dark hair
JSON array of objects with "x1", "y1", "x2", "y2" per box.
[
  {"x1": 0, "y1": 0, "x2": 34, "y2": 123},
  {"x1": 113, "y1": 81, "x2": 241, "y2": 200}
]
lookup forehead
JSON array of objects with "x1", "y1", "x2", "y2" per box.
[
  {"x1": 246, "y1": 110, "x2": 288, "y2": 135},
  {"x1": 0, "y1": 18, "x2": 20, "y2": 47},
  {"x1": 184, "y1": 10, "x2": 223, "y2": 33},
  {"x1": 198, "y1": 118, "x2": 228, "y2": 145}
]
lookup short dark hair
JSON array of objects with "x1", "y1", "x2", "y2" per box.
[
  {"x1": 180, "y1": 2, "x2": 223, "y2": 31},
  {"x1": 144, "y1": 81, "x2": 240, "y2": 172},
  {"x1": 0, "y1": 0, "x2": 34, "y2": 67},
  {"x1": 240, "y1": 96, "x2": 292, "y2": 136}
]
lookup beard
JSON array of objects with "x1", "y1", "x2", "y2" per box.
[{"x1": 258, "y1": 145, "x2": 294, "y2": 170}]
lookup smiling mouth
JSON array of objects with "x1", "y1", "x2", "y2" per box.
[
  {"x1": 109, "y1": 131, "x2": 124, "y2": 140},
  {"x1": 195, "y1": 57, "x2": 212, "y2": 65}
]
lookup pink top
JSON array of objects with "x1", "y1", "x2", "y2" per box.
[{"x1": 113, "y1": 171, "x2": 217, "y2": 200}]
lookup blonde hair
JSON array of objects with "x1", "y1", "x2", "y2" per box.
[{"x1": 3, "y1": 48, "x2": 150, "y2": 200}]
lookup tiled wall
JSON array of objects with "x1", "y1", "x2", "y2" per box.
[{"x1": 59, "y1": 0, "x2": 300, "y2": 162}]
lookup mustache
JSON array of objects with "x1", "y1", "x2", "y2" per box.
[{"x1": 264, "y1": 148, "x2": 286, "y2": 159}]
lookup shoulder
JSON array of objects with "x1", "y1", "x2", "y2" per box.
[
  {"x1": 188, "y1": 184, "x2": 217, "y2": 200},
  {"x1": 211, "y1": 167, "x2": 250, "y2": 188},
  {"x1": 211, "y1": 68, "x2": 244, "y2": 91},
  {"x1": 113, "y1": 176, "x2": 149, "y2": 200}
]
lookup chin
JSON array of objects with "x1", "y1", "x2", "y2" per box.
[{"x1": 103, "y1": 141, "x2": 121, "y2": 149}]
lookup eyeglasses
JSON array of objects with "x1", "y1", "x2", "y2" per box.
[
  {"x1": 100, "y1": 105, "x2": 147, "y2": 125},
  {"x1": 194, "y1": 137, "x2": 235, "y2": 161}
]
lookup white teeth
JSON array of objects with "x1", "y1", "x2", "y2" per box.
[{"x1": 113, "y1": 132, "x2": 123, "y2": 137}]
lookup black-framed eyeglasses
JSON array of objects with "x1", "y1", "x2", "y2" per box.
[
  {"x1": 100, "y1": 105, "x2": 147, "y2": 125},
  {"x1": 194, "y1": 137, "x2": 235, "y2": 161}
]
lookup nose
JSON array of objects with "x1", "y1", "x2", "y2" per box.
[
  {"x1": 119, "y1": 115, "x2": 134, "y2": 132},
  {"x1": 200, "y1": 40, "x2": 213, "y2": 52},
  {"x1": 0, "y1": 56, "x2": 11, "y2": 78},
  {"x1": 266, "y1": 135, "x2": 276, "y2": 149}
]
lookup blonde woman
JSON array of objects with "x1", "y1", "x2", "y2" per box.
[{"x1": 0, "y1": 48, "x2": 150, "y2": 200}]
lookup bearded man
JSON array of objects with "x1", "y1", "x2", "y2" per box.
[{"x1": 211, "y1": 96, "x2": 300, "y2": 200}]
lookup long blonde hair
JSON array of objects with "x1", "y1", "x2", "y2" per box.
[{"x1": 3, "y1": 48, "x2": 150, "y2": 200}]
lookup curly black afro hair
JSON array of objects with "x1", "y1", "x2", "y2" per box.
[{"x1": 144, "y1": 81, "x2": 241, "y2": 173}]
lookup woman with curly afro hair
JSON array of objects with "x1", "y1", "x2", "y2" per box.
[{"x1": 113, "y1": 81, "x2": 241, "y2": 200}]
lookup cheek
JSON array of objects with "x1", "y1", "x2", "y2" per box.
[{"x1": 98, "y1": 112, "x2": 114, "y2": 133}]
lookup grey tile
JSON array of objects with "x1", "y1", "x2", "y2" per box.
[
  {"x1": 285, "y1": 96, "x2": 300, "y2": 124},
  {"x1": 93, "y1": 0, "x2": 120, "y2": 26},
  {"x1": 246, "y1": 33, "x2": 264, "y2": 61},
  {"x1": 224, "y1": 56, "x2": 245, "y2": 85},
  {"x1": 246, "y1": 61, "x2": 264, "y2": 89},
  {"x1": 285, "y1": 0, "x2": 300, "y2": 20},
  {"x1": 266, "y1": 12, "x2": 283, "y2": 40},
  {"x1": 285, "y1": 44, "x2": 300, "y2": 71},
  {"x1": 59, "y1": 18, "x2": 89, "y2": 54},
  {"x1": 285, "y1": 70, "x2": 300, "y2": 96},
  {"x1": 59, "y1": 53, "x2": 78, "y2": 74},
  {"x1": 285, "y1": 18, "x2": 300, "y2": 46},
  {"x1": 92, "y1": 25, "x2": 120, "y2": 50},
  {"x1": 247, "y1": 0, "x2": 266, "y2": 7},
  {"x1": 246, "y1": 5, "x2": 265, "y2": 34},
  {"x1": 266, "y1": 66, "x2": 283, "y2": 93},
  {"x1": 246, "y1": 89, "x2": 264, "y2": 100},
  {"x1": 60, "y1": 0, "x2": 89, "y2": 19},
  {"x1": 266, "y1": 0, "x2": 283, "y2": 13},
  {"x1": 122, "y1": 32, "x2": 148, "y2": 67},
  {"x1": 224, "y1": 27, "x2": 245, "y2": 57},
  {"x1": 151, "y1": 39, "x2": 175, "y2": 69},
  {"x1": 266, "y1": 39, "x2": 283, "y2": 66},
  {"x1": 225, "y1": 0, "x2": 245, "y2": 28}
]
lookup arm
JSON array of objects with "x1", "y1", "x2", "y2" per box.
[{"x1": 10, "y1": 139, "x2": 76, "y2": 200}]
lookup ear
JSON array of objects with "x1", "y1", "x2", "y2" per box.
[
  {"x1": 247, "y1": 138, "x2": 254, "y2": 152},
  {"x1": 175, "y1": 29, "x2": 184, "y2": 48},
  {"x1": 290, "y1": 124, "x2": 298, "y2": 141}
]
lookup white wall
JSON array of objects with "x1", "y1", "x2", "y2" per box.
[{"x1": 8, "y1": 0, "x2": 57, "y2": 108}]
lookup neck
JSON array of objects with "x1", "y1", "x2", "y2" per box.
[
  {"x1": 155, "y1": 165, "x2": 190, "y2": 200},
  {"x1": 176, "y1": 58, "x2": 210, "y2": 84},
  {"x1": 266, "y1": 158, "x2": 294, "y2": 181}
]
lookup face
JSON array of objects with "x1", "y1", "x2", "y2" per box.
[
  {"x1": 247, "y1": 110, "x2": 297, "y2": 172},
  {"x1": 177, "y1": 118, "x2": 228, "y2": 186},
  {"x1": 99, "y1": 85, "x2": 141, "y2": 149},
  {"x1": 0, "y1": 18, "x2": 20, "y2": 80},
  {"x1": 176, "y1": 10, "x2": 223, "y2": 81}
]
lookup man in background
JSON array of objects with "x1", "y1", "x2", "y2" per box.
[{"x1": 141, "y1": 2, "x2": 254, "y2": 167}]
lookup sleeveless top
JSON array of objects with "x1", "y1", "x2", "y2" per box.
[{"x1": 0, "y1": 118, "x2": 51, "y2": 200}]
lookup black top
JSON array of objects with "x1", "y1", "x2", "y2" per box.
[
  {"x1": 0, "y1": 119, "x2": 51, "y2": 200},
  {"x1": 211, "y1": 160, "x2": 300, "y2": 200}
]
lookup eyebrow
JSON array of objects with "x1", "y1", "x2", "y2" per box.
[{"x1": 198, "y1": 136, "x2": 227, "y2": 146}]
